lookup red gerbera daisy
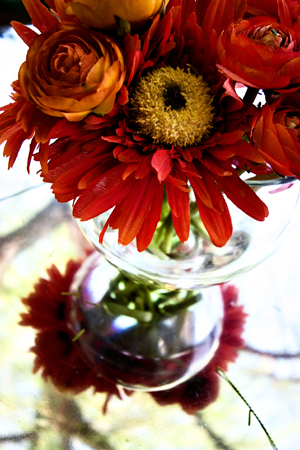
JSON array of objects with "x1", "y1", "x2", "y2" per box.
[{"x1": 0, "y1": 0, "x2": 270, "y2": 252}]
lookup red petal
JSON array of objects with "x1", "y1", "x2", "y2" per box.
[
  {"x1": 73, "y1": 165, "x2": 132, "y2": 220},
  {"x1": 216, "y1": 174, "x2": 269, "y2": 221},
  {"x1": 136, "y1": 182, "x2": 164, "y2": 251},
  {"x1": 118, "y1": 174, "x2": 159, "y2": 246},
  {"x1": 201, "y1": 0, "x2": 246, "y2": 38},
  {"x1": 189, "y1": 173, "x2": 213, "y2": 210},
  {"x1": 11, "y1": 21, "x2": 38, "y2": 46},
  {"x1": 27, "y1": 137, "x2": 38, "y2": 173},
  {"x1": 38, "y1": 143, "x2": 49, "y2": 174},
  {"x1": 3, "y1": 129, "x2": 29, "y2": 169},
  {"x1": 232, "y1": 140, "x2": 265, "y2": 163},
  {"x1": 278, "y1": 0, "x2": 292, "y2": 27},
  {"x1": 48, "y1": 119, "x2": 82, "y2": 139},
  {"x1": 167, "y1": 179, "x2": 190, "y2": 243},
  {"x1": 151, "y1": 150, "x2": 173, "y2": 181},
  {"x1": 22, "y1": 0, "x2": 59, "y2": 33},
  {"x1": 195, "y1": 193, "x2": 233, "y2": 247},
  {"x1": 135, "y1": 153, "x2": 152, "y2": 178},
  {"x1": 99, "y1": 207, "x2": 120, "y2": 244}
]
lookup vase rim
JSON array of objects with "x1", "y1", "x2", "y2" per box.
[{"x1": 245, "y1": 175, "x2": 296, "y2": 187}]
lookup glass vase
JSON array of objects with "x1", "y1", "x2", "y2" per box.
[
  {"x1": 79, "y1": 177, "x2": 300, "y2": 289},
  {"x1": 67, "y1": 177, "x2": 300, "y2": 391}
]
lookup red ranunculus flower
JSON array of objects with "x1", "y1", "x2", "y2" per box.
[
  {"x1": 217, "y1": 15, "x2": 300, "y2": 91},
  {"x1": 252, "y1": 92, "x2": 300, "y2": 177}
]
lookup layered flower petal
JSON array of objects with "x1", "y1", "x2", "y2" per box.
[
  {"x1": 65, "y1": 0, "x2": 168, "y2": 30},
  {"x1": 18, "y1": 22, "x2": 126, "y2": 121},
  {"x1": 253, "y1": 94, "x2": 300, "y2": 177},
  {"x1": 217, "y1": 16, "x2": 300, "y2": 90},
  {"x1": 246, "y1": 0, "x2": 300, "y2": 25}
]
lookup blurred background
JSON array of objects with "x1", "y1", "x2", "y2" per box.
[
  {"x1": 0, "y1": 0, "x2": 30, "y2": 27},
  {"x1": 1, "y1": 3, "x2": 300, "y2": 449}
]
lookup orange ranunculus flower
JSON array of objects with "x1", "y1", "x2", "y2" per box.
[
  {"x1": 216, "y1": 17, "x2": 300, "y2": 91},
  {"x1": 252, "y1": 94, "x2": 300, "y2": 177},
  {"x1": 18, "y1": 22, "x2": 126, "y2": 122},
  {"x1": 65, "y1": 0, "x2": 168, "y2": 30}
]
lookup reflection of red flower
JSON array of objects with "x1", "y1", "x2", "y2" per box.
[
  {"x1": 20, "y1": 258, "x2": 246, "y2": 414},
  {"x1": 217, "y1": 16, "x2": 300, "y2": 91},
  {"x1": 20, "y1": 261, "x2": 121, "y2": 399},
  {"x1": 252, "y1": 93, "x2": 300, "y2": 177},
  {"x1": 151, "y1": 284, "x2": 246, "y2": 414}
]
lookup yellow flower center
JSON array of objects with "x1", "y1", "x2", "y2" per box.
[{"x1": 131, "y1": 67, "x2": 214, "y2": 147}]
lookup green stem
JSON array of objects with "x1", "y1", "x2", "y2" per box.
[
  {"x1": 216, "y1": 368, "x2": 278, "y2": 450},
  {"x1": 101, "y1": 272, "x2": 202, "y2": 322}
]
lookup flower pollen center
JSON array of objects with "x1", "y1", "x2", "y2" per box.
[
  {"x1": 163, "y1": 83, "x2": 186, "y2": 110},
  {"x1": 131, "y1": 67, "x2": 214, "y2": 147}
]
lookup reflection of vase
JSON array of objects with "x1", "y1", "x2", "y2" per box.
[
  {"x1": 68, "y1": 253, "x2": 223, "y2": 391},
  {"x1": 68, "y1": 177, "x2": 299, "y2": 390}
]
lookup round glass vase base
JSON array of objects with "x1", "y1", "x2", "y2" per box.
[{"x1": 68, "y1": 253, "x2": 224, "y2": 392}]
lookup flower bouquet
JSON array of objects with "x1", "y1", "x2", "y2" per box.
[
  {"x1": 2, "y1": 0, "x2": 300, "y2": 253},
  {"x1": 1, "y1": 0, "x2": 300, "y2": 421}
]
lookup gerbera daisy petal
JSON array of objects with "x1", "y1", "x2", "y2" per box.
[
  {"x1": 22, "y1": 0, "x2": 59, "y2": 33},
  {"x1": 11, "y1": 21, "x2": 38, "y2": 46},
  {"x1": 76, "y1": 176, "x2": 134, "y2": 222},
  {"x1": 136, "y1": 181, "x2": 164, "y2": 251},
  {"x1": 152, "y1": 149, "x2": 173, "y2": 181},
  {"x1": 166, "y1": 171, "x2": 190, "y2": 243},
  {"x1": 73, "y1": 164, "x2": 131, "y2": 218},
  {"x1": 118, "y1": 173, "x2": 159, "y2": 246},
  {"x1": 215, "y1": 175, "x2": 269, "y2": 221},
  {"x1": 196, "y1": 194, "x2": 233, "y2": 247}
]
